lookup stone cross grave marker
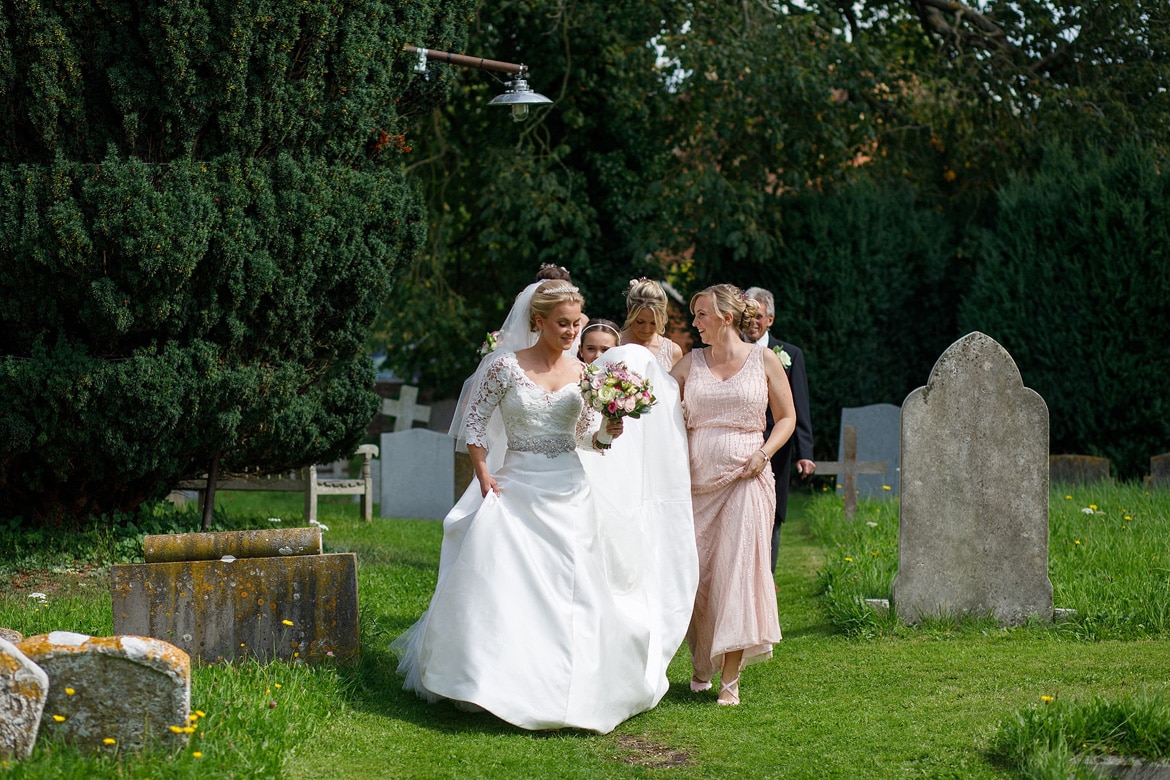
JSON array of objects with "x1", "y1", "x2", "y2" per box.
[
  {"x1": 112, "y1": 526, "x2": 359, "y2": 664},
  {"x1": 18, "y1": 632, "x2": 190, "y2": 752},
  {"x1": 839, "y1": 403, "x2": 901, "y2": 499},
  {"x1": 382, "y1": 384, "x2": 432, "y2": 432},
  {"x1": 380, "y1": 428, "x2": 455, "y2": 519},
  {"x1": 891, "y1": 331, "x2": 1052, "y2": 625},
  {"x1": 818, "y1": 425, "x2": 887, "y2": 520}
]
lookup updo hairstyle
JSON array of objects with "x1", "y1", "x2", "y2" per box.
[
  {"x1": 528, "y1": 280, "x2": 584, "y2": 331},
  {"x1": 690, "y1": 283, "x2": 759, "y2": 335},
  {"x1": 623, "y1": 278, "x2": 670, "y2": 335},
  {"x1": 535, "y1": 263, "x2": 572, "y2": 282}
]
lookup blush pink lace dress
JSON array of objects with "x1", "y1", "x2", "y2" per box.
[{"x1": 684, "y1": 346, "x2": 782, "y2": 682}]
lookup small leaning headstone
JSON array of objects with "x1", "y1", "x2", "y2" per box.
[
  {"x1": 892, "y1": 332, "x2": 1053, "y2": 625},
  {"x1": 0, "y1": 637, "x2": 48, "y2": 761},
  {"x1": 18, "y1": 632, "x2": 190, "y2": 751}
]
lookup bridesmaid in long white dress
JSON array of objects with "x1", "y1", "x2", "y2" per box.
[{"x1": 392, "y1": 281, "x2": 696, "y2": 734}]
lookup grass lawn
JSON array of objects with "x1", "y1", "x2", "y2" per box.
[{"x1": 2, "y1": 487, "x2": 1169, "y2": 778}]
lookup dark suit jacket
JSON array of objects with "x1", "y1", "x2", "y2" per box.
[{"x1": 762, "y1": 334, "x2": 814, "y2": 524}]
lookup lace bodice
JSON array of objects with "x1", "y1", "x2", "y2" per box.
[{"x1": 465, "y1": 352, "x2": 595, "y2": 456}]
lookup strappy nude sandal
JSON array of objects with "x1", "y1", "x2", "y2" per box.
[
  {"x1": 690, "y1": 676, "x2": 712, "y2": 692},
  {"x1": 717, "y1": 675, "x2": 740, "y2": 706}
]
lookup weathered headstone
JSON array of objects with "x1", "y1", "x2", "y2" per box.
[
  {"x1": 0, "y1": 637, "x2": 48, "y2": 761},
  {"x1": 1150, "y1": 453, "x2": 1170, "y2": 488},
  {"x1": 0, "y1": 628, "x2": 22, "y2": 644},
  {"x1": 892, "y1": 332, "x2": 1053, "y2": 625},
  {"x1": 18, "y1": 632, "x2": 189, "y2": 751},
  {"x1": 381, "y1": 385, "x2": 432, "y2": 432},
  {"x1": 380, "y1": 428, "x2": 455, "y2": 519},
  {"x1": 111, "y1": 527, "x2": 359, "y2": 664},
  {"x1": 818, "y1": 425, "x2": 887, "y2": 520},
  {"x1": 838, "y1": 404, "x2": 901, "y2": 498},
  {"x1": 1049, "y1": 454, "x2": 1111, "y2": 485}
]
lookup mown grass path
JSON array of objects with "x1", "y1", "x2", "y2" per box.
[{"x1": 287, "y1": 494, "x2": 1170, "y2": 779}]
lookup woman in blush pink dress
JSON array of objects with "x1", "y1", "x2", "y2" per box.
[{"x1": 669, "y1": 284, "x2": 796, "y2": 706}]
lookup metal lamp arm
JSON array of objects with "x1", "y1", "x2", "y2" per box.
[{"x1": 404, "y1": 45, "x2": 527, "y2": 78}]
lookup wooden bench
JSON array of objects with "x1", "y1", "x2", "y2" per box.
[{"x1": 176, "y1": 444, "x2": 379, "y2": 522}]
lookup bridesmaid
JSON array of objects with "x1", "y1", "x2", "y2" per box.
[
  {"x1": 620, "y1": 279, "x2": 683, "y2": 371},
  {"x1": 669, "y1": 284, "x2": 796, "y2": 706}
]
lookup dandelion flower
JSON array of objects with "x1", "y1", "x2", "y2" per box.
[
  {"x1": 188, "y1": 714, "x2": 199, "y2": 722},
  {"x1": 844, "y1": 557, "x2": 853, "y2": 563},
  {"x1": 103, "y1": 738, "x2": 116, "y2": 746},
  {"x1": 1075, "y1": 540, "x2": 1081, "y2": 545},
  {"x1": 195, "y1": 710, "x2": 206, "y2": 718},
  {"x1": 182, "y1": 726, "x2": 195, "y2": 734},
  {"x1": 274, "y1": 683, "x2": 282, "y2": 689},
  {"x1": 1041, "y1": 695, "x2": 1054, "y2": 703},
  {"x1": 52, "y1": 714, "x2": 66, "y2": 723},
  {"x1": 881, "y1": 485, "x2": 891, "y2": 491},
  {"x1": 64, "y1": 687, "x2": 75, "y2": 696},
  {"x1": 193, "y1": 752, "x2": 204, "y2": 759},
  {"x1": 1090, "y1": 504, "x2": 1098, "y2": 510},
  {"x1": 1064, "y1": 495, "x2": 1072, "y2": 500},
  {"x1": 282, "y1": 619, "x2": 294, "y2": 626},
  {"x1": 169, "y1": 725, "x2": 185, "y2": 734}
]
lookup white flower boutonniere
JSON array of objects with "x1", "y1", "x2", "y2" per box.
[{"x1": 772, "y1": 345, "x2": 792, "y2": 369}]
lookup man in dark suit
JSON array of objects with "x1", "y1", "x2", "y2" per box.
[{"x1": 744, "y1": 287, "x2": 816, "y2": 574}]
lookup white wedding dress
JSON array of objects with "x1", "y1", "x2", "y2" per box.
[{"x1": 391, "y1": 347, "x2": 696, "y2": 733}]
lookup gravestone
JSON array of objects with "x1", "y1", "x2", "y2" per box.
[
  {"x1": 1150, "y1": 453, "x2": 1170, "y2": 488},
  {"x1": 380, "y1": 428, "x2": 455, "y2": 519},
  {"x1": 0, "y1": 628, "x2": 22, "y2": 644},
  {"x1": 111, "y1": 527, "x2": 359, "y2": 664},
  {"x1": 892, "y1": 332, "x2": 1053, "y2": 625},
  {"x1": 838, "y1": 404, "x2": 901, "y2": 498},
  {"x1": 1, "y1": 637, "x2": 48, "y2": 761},
  {"x1": 818, "y1": 425, "x2": 888, "y2": 520},
  {"x1": 18, "y1": 632, "x2": 189, "y2": 751},
  {"x1": 381, "y1": 385, "x2": 432, "y2": 432},
  {"x1": 1049, "y1": 454, "x2": 1111, "y2": 485}
]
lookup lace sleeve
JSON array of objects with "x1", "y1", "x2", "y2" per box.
[
  {"x1": 465, "y1": 354, "x2": 513, "y2": 449},
  {"x1": 576, "y1": 394, "x2": 599, "y2": 449}
]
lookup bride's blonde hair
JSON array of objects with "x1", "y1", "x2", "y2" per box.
[{"x1": 528, "y1": 280, "x2": 584, "y2": 331}]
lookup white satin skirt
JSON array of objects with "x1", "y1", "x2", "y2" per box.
[{"x1": 391, "y1": 448, "x2": 663, "y2": 734}]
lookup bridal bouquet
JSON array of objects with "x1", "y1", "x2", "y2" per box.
[{"x1": 579, "y1": 361, "x2": 657, "y2": 445}]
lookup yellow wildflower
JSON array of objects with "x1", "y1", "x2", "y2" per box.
[
  {"x1": 169, "y1": 725, "x2": 184, "y2": 734},
  {"x1": 1041, "y1": 695, "x2": 1055, "y2": 703},
  {"x1": 52, "y1": 714, "x2": 66, "y2": 723},
  {"x1": 281, "y1": 619, "x2": 294, "y2": 626},
  {"x1": 64, "y1": 687, "x2": 75, "y2": 696},
  {"x1": 103, "y1": 738, "x2": 116, "y2": 746},
  {"x1": 193, "y1": 752, "x2": 204, "y2": 759},
  {"x1": 844, "y1": 557, "x2": 853, "y2": 563}
]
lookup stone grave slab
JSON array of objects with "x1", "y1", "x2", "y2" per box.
[
  {"x1": 838, "y1": 403, "x2": 900, "y2": 498},
  {"x1": 892, "y1": 332, "x2": 1053, "y2": 626},
  {"x1": 0, "y1": 637, "x2": 48, "y2": 761},
  {"x1": 380, "y1": 428, "x2": 455, "y2": 520},
  {"x1": 18, "y1": 632, "x2": 189, "y2": 751},
  {"x1": 1150, "y1": 453, "x2": 1170, "y2": 488},
  {"x1": 111, "y1": 527, "x2": 358, "y2": 665},
  {"x1": 1049, "y1": 454, "x2": 1111, "y2": 485}
]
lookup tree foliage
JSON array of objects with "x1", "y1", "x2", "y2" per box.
[
  {"x1": 960, "y1": 145, "x2": 1170, "y2": 478},
  {"x1": 0, "y1": 0, "x2": 474, "y2": 524}
]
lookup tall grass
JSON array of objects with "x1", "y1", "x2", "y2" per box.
[{"x1": 808, "y1": 482, "x2": 1170, "y2": 639}]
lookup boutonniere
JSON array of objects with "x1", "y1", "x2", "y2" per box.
[{"x1": 772, "y1": 345, "x2": 792, "y2": 369}]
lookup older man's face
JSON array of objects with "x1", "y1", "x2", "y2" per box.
[{"x1": 744, "y1": 301, "x2": 775, "y2": 342}]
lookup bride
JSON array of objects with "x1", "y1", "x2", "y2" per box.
[{"x1": 391, "y1": 280, "x2": 697, "y2": 734}]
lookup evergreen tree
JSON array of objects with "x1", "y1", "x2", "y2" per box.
[{"x1": 0, "y1": 0, "x2": 473, "y2": 524}]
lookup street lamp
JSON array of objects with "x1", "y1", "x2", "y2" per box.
[{"x1": 406, "y1": 45, "x2": 553, "y2": 122}]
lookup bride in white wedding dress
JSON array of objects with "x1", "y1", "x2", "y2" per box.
[{"x1": 391, "y1": 280, "x2": 697, "y2": 734}]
